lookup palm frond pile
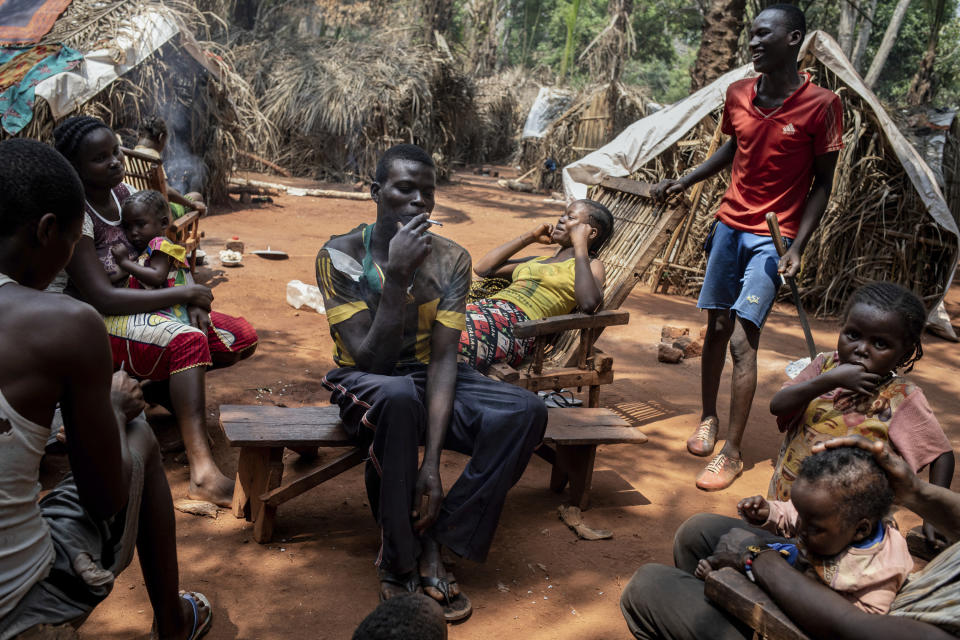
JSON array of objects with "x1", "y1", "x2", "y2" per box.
[
  {"x1": 231, "y1": 32, "x2": 487, "y2": 182},
  {"x1": 464, "y1": 72, "x2": 523, "y2": 163}
]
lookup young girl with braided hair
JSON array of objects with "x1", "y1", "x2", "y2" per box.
[
  {"x1": 111, "y1": 190, "x2": 192, "y2": 324},
  {"x1": 768, "y1": 281, "x2": 954, "y2": 543}
]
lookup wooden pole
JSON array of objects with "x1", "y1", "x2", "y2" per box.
[{"x1": 228, "y1": 177, "x2": 372, "y2": 201}]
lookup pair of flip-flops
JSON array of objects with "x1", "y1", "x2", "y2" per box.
[{"x1": 379, "y1": 570, "x2": 472, "y2": 622}]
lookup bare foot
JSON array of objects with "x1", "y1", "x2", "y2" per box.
[
  {"x1": 694, "y1": 559, "x2": 714, "y2": 580},
  {"x1": 189, "y1": 470, "x2": 234, "y2": 507}
]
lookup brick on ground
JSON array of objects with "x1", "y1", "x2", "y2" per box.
[
  {"x1": 661, "y1": 325, "x2": 690, "y2": 341},
  {"x1": 658, "y1": 342, "x2": 684, "y2": 364}
]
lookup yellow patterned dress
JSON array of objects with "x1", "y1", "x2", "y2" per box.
[{"x1": 768, "y1": 352, "x2": 952, "y2": 501}]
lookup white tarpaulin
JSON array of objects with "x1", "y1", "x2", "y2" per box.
[
  {"x1": 522, "y1": 86, "x2": 574, "y2": 138},
  {"x1": 34, "y1": 10, "x2": 216, "y2": 119},
  {"x1": 562, "y1": 29, "x2": 959, "y2": 243}
]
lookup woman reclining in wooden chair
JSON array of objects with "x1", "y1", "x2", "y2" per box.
[{"x1": 458, "y1": 199, "x2": 613, "y2": 373}]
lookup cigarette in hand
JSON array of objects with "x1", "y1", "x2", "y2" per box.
[{"x1": 426, "y1": 219, "x2": 443, "y2": 227}]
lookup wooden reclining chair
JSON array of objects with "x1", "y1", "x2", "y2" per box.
[
  {"x1": 121, "y1": 146, "x2": 201, "y2": 273},
  {"x1": 487, "y1": 177, "x2": 689, "y2": 408}
]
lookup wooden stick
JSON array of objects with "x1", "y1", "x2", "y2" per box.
[
  {"x1": 228, "y1": 177, "x2": 372, "y2": 201},
  {"x1": 516, "y1": 166, "x2": 538, "y2": 182},
  {"x1": 236, "y1": 150, "x2": 293, "y2": 177},
  {"x1": 766, "y1": 212, "x2": 817, "y2": 360}
]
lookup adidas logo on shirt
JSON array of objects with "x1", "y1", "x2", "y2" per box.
[{"x1": 782, "y1": 123, "x2": 796, "y2": 135}]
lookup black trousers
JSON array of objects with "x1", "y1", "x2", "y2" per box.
[
  {"x1": 620, "y1": 513, "x2": 779, "y2": 640},
  {"x1": 323, "y1": 363, "x2": 547, "y2": 574}
]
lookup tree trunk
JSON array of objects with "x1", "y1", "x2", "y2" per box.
[
  {"x1": 863, "y1": 0, "x2": 912, "y2": 89},
  {"x1": 690, "y1": 0, "x2": 747, "y2": 92},
  {"x1": 851, "y1": 0, "x2": 878, "y2": 73},
  {"x1": 837, "y1": 0, "x2": 858, "y2": 58},
  {"x1": 906, "y1": 0, "x2": 946, "y2": 105}
]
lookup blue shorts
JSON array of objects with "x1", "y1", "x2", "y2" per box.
[{"x1": 697, "y1": 220, "x2": 789, "y2": 329}]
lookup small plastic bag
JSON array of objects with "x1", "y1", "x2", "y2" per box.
[{"x1": 286, "y1": 280, "x2": 326, "y2": 314}]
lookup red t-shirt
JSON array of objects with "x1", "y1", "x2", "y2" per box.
[{"x1": 715, "y1": 73, "x2": 843, "y2": 238}]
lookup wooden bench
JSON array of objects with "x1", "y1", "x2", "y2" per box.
[{"x1": 220, "y1": 404, "x2": 647, "y2": 543}]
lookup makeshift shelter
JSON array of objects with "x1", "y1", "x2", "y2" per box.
[
  {"x1": 519, "y1": 82, "x2": 647, "y2": 192},
  {"x1": 563, "y1": 31, "x2": 959, "y2": 317},
  {"x1": 230, "y1": 22, "x2": 512, "y2": 182},
  {"x1": 0, "y1": 0, "x2": 275, "y2": 202}
]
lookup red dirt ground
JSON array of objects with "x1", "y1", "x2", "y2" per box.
[{"x1": 78, "y1": 171, "x2": 960, "y2": 639}]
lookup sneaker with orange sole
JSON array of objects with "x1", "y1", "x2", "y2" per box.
[
  {"x1": 696, "y1": 452, "x2": 743, "y2": 491},
  {"x1": 686, "y1": 417, "x2": 719, "y2": 456}
]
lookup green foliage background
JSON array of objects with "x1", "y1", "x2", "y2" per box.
[{"x1": 444, "y1": 0, "x2": 960, "y2": 107}]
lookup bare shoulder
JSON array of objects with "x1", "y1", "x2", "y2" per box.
[{"x1": 0, "y1": 286, "x2": 105, "y2": 354}]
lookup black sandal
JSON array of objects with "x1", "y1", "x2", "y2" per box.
[{"x1": 420, "y1": 575, "x2": 472, "y2": 622}]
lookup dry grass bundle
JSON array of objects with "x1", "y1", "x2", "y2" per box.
[
  {"x1": 231, "y1": 32, "x2": 480, "y2": 181},
  {"x1": 5, "y1": 0, "x2": 276, "y2": 203},
  {"x1": 518, "y1": 82, "x2": 647, "y2": 192},
  {"x1": 799, "y1": 62, "x2": 957, "y2": 315},
  {"x1": 461, "y1": 72, "x2": 522, "y2": 162},
  {"x1": 624, "y1": 63, "x2": 958, "y2": 316}
]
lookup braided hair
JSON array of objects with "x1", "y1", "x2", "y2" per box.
[
  {"x1": 53, "y1": 116, "x2": 112, "y2": 164},
  {"x1": 844, "y1": 282, "x2": 926, "y2": 372},
  {"x1": 122, "y1": 189, "x2": 169, "y2": 225},
  {"x1": 798, "y1": 446, "x2": 893, "y2": 528}
]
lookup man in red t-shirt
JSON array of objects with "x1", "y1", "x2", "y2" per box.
[{"x1": 653, "y1": 4, "x2": 842, "y2": 491}]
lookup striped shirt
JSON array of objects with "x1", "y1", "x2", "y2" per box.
[{"x1": 316, "y1": 224, "x2": 470, "y2": 367}]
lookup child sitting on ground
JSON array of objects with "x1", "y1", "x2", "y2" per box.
[
  {"x1": 110, "y1": 190, "x2": 191, "y2": 324},
  {"x1": 696, "y1": 446, "x2": 913, "y2": 615},
  {"x1": 768, "y1": 281, "x2": 954, "y2": 543}
]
